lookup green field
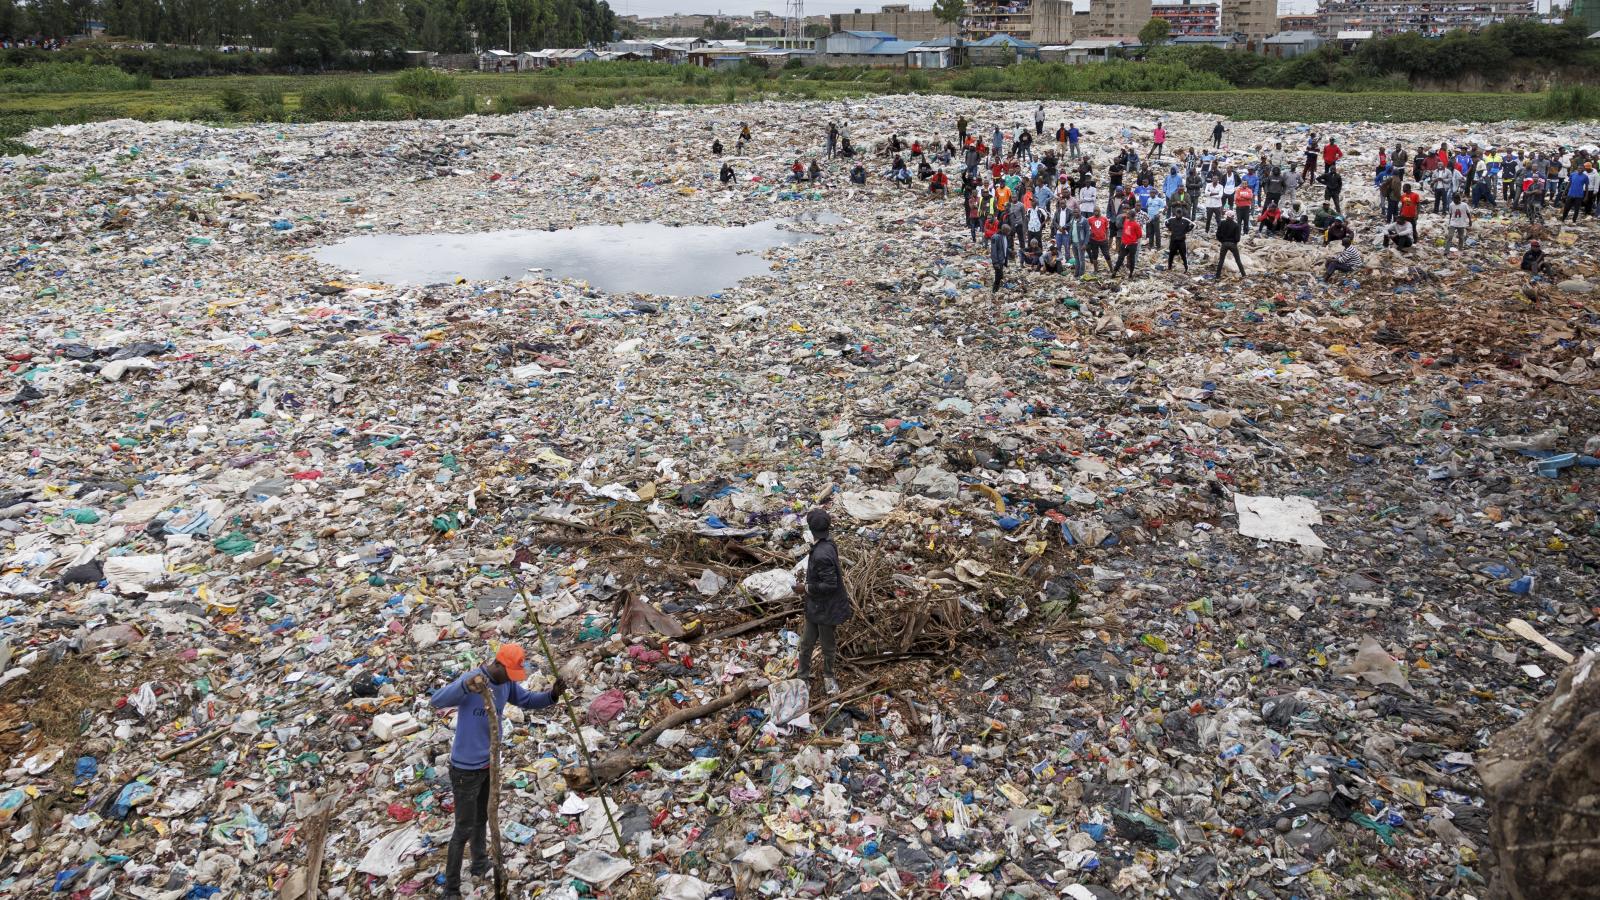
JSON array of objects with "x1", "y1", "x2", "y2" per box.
[{"x1": 0, "y1": 63, "x2": 1566, "y2": 155}]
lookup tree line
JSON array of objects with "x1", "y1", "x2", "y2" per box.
[{"x1": 0, "y1": 0, "x2": 617, "y2": 55}]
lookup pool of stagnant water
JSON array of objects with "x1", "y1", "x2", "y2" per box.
[{"x1": 311, "y1": 213, "x2": 844, "y2": 296}]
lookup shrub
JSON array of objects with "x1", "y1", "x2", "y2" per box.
[
  {"x1": 0, "y1": 62, "x2": 149, "y2": 94},
  {"x1": 394, "y1": 67, "x2": 458, "y2": 101},
  {"x1": 1527, "y1": 85, "x2": 1600, "y2": 121}
]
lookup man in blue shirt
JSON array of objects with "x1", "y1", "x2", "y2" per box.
[
  {"x1": 1561, "y1": 164, "x2": 1589, "y2": 222},
  {"x1": 430, "y1": 643, "x2": 564, "y2": 898}
]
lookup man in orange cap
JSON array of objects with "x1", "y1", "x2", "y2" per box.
[{"x1": 430, "y1": 643, "x2": 564, "y2": 898}]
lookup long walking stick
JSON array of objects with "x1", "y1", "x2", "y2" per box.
[
  {"x1": 509, "y1": 569, "x2": 630, "y2": 858},
  {"x1": 470, "y1": 680, "x2": 509, "y2": 900}
]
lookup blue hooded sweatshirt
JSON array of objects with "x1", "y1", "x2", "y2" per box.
[{"x1": 430, "y1": 665, "x2": 556, "y2": 770}]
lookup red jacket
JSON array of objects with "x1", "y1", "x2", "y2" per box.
[
  {"x1": 1120, "y1": 219, "x2": 1143, "y2": 245},
  {"x1": 1323, "y1": 144, "x2": 1342, "y2": 165}
]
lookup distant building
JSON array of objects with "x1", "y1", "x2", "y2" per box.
[
  {"x1": 1333, "y1": 28, "x2": 1374, "y2": 48},
  {"x1": 1061, "y1": 36, "x2": 1139, "y2": 62},
  {"x1": 479, "y1": 49, "x2": 518, "y2": 72},
  {"x1": 1168, "y1": 33, "x2": 1237, "y2": 48},
  {"x1": 1260, "y1": 30, "x2": 1321, "y2": 57},
  {"x1": 1316, "y1": 0, "x2": 1536, "y2": 37},
  {"x1": 815, "y1": 29, "x2": 927, "y2": 65},
  {"x1": 1277, "y1": 13, "x2": 1317, "y2": 31},
  {"x1": 1581, "y1": 0, "x2": 1600, "y2": 31},
  {"x1": 1083, "y1": 0, "x2": 1152, "y2": 39},
  {"x1": 833, "y1": 0, "x2": 1072, "y2": 44},
  {"x1": 1221, "y1": 0, "x2": 1275, "y2": 46},
  {"x1": 967, "y1": 32, "x2": 1040, "y2": 63},
  {"x1": 832, "y1": 4, "x2": 945, "y2": 41},
  {"x1": 1152, "y1": 0, "x2": 1221, "y2": 36}
]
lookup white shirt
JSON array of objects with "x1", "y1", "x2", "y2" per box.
[
  {"x1": 1202, "y1": 184, "x2": 1224, "y2": 208},
  {"x1": 1447, "y1": 203, "x2": 1471, "y2": 228},
  {"x1": 1077, "y1": 185, "x2": 1097, "y2": 208}
]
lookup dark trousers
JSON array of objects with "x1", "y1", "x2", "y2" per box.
[
  {"x1": 1167, "y1": 241, "x2": 1188, "y2": 271},
  {"x1": 1323, "y1": 259, "x2": 1355, "y2": 281},
  {"x1": 1112, "y1": 243, "x2": 1138, "y2": 276},
  {"x1": 1203, "y1": 207, "x2": 1220, "y2": 231},
  {"x1": 1383, "y1": 199, "x2": 1398, "y2": 222},
  {"x1": 1433, "y1": 188, "x2": 1446, "y2": 213},
  {"x1": 991, "y1": 263, "x2": 1004, "y2": 292},
  {"x1": 1326, "y1": 190, "x2": 1341, "y2": 213},
  {"x1": 798, "y1": 619, "x2": 837, "y2": 676},
  {"x1": 1212, "y1": 134, "x2": 1222, "y2": 148},
  {"x1": 1215, "y1": 241, "x2": 1244, "y2": 277},
  {"x1": 1237, "y1": 207, "x2": 1252, "y2": 233},
  {"x1": 1145, "y1": 220, "x2": 1160, "y2": 249},
  {"x1": 1086, "y1": 240, "x2": 1111, "y2": 271},
  {"x1": 445, "y1": 766, "x2": 491, "y2": 893},
  {"x1": 1302, "y1": 160, "x2": 1315, "y2": 181},
  {"x1": 1562, "y1": 196, "x2": 1582, "y2": 221}
]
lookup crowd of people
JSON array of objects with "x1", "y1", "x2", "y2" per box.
[{"x1": 712, "y1": 112, "x2": 1594, "y2": 292}]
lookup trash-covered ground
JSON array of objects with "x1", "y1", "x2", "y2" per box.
[{"x1": 0, "y1": 96, "x2": 1596, "y2": 899}]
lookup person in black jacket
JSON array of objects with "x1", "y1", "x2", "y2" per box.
[
  {"x1": 798, "y1": 508, "x2": 850, "y2": 694},
  {"x1": 1214, "y1": 211, "x2": 1245, "y2": 278}
]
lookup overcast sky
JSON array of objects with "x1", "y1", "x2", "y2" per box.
[{"x1": 615, "y1": 0, "x2": 1320, "y2": 19}]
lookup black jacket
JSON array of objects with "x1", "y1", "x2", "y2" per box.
[
  {"x1": 1217, "y1": 218, "x2": 1242, "y2": 243},
  {"x1": 804, "y1": 538, "x2": 851, "y2": 625}
]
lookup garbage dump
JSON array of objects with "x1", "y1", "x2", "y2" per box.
[{"x1": 0, "y1": 95, "x2": 1596, "y2": 899}]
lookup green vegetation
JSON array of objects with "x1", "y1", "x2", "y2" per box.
[
  {"x1": 1148, "y1": 21, "x2": 1600, "y2": 91},
  {"x1": 0, "y1": 61, "x2": 149, "y2": 94},
  {"x1": 0, "y1": 0, "x2": 616, "y2": 61},
  {"x1": 1138, "y1": 17, "x2": 1173, "y2": 49},
  {"x1": 952, "y1": 60, "x2": 1232, "y2": 94},
  {"x1": 1527, "y1": 84, "x2": 1600, "y2": 120},
  {"x1": 0, "y1": 54, "x2": 1589, "y2": 157},
  {"x1": 394, "y1": 67, "x2": 461, "y2": 102},
  {"x1": 1068, "y1": 90, "x2": 1536, "y2": 124}
]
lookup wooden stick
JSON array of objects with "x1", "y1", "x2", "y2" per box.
[
  {"x1": 573, "y1": 680, "x2": 767, "y2": 788},
  {"x1": 155, "y1": 728, "x2": 226, "y2": 761},
  {"x1": 303, "y1": 799, "x2": 334, "y2": 900},
  {"x1": 628, "y1": 680, "x2": 764, "y2": 749},
  {"x1": 509, "y1": 569, "x2": 630, "y2": 858},
  {"x1": 470, "y1": 680, "x2": 508, "y2": 900}
]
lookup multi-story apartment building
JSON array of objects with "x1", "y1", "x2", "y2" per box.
[{"x1": 1152, "y1": 0, "x2": 1222, "y2": 36}]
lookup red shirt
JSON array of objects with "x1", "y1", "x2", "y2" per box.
[
  {"x1": 1120, "y1": 219, "x2": 1143, "y2": 244},
  {"x1": 1323, "y1": 144, "x2": 1342, "y2": 165},
  {"x1": 1399, "y1": 192, "x2": 1420, "y2": 218},
  {"x1": 1088, "y1": 216, "x2": 1110, "y2": 242}
]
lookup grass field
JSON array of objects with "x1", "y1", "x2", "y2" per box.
[{"x1": 0, "y1": 64, "x2": 1565, "y2": 154}]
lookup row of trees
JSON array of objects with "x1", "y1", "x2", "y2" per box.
[
  {"x1": 1142, "y1": 19, "x2": 1599, "y2": 89},
  {"x1": 0, "y1": 0, "x2": 617, "y2": 55}
]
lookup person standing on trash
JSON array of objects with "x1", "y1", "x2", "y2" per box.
[
  {"x1": 1214, "y1": 210, "x2": 1245, "y2": 278},
  {"x1": 989, "y1": 224, "x2": 1010, "y2": 292},
  {"x1": 1211, "y1": 120, "x2": 1224, "y2": 149},
  {"x1": 797, "y1": 509, "x2": 850, "y2": 694},
  {"x1": 430, "y1": 644, "x2": 564, "y2": 900}
]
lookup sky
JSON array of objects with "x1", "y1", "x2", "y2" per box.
[{"x1": 614, "y1": 0, "x2": 1320, "y2": 19}]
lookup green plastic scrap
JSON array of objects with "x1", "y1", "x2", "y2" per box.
[
  {"x1": 430, "y1": 512, "x2": 460, "y2": 533},
  {"x1": 212, "y1": 532, "x2": 256, "y2": 556},
  {"x1": 1350, "y1": 812, "x2": 1396, "y2": 846},
  {"x1": 62, "y1": 508, "x2": 100, "y2": 524}
]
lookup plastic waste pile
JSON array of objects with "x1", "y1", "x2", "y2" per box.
[{"x1": 0, "y1": 96, "x2": 1595, "y2": 898}]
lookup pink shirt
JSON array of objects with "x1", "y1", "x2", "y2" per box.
[{"x1": 1153, "y1": 128, "x2": 1166, "y2": 144}]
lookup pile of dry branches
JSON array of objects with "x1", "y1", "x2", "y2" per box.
[{"x1": 836, "y1": 537, "x2": 972, "y2": 661}]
